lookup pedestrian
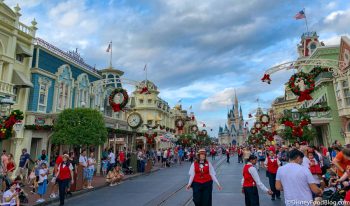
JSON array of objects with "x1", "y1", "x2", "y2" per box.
[
  {"x1": 6, "y1": 154, "x2": 16, "y2": 179},
  {"x1": 189, "y1": 149, "x2": 194, "y2": 163},
  {"x1": 243, "y1": 147, "x2": 251, "y2": 164},
  {"x1": 56, "y1": 154, "x2": 74, "y2": 206},
  {"x1": 156, "y1": 149, "x2": 161, "y2": 163},
  {"x1": 242, "y1": 155, "x2": 272, "y2": 206},
  {"x1": 36, "y1": 162, "x2": 49, "y2": 203},
  {"x1": 237, "y1": 147, "x2": 243, "y2": 163},
  {"x1": 108, "y1": 149, "x2": 116, "y2": 173},
  {"x1": 102, "y1": 157, "x2": 108, "y2": 176},
  {"x1": 79, "y1": 149, "x2": 88, "y2": 189},
  {"x1": 17, "y1": 148, "x2": 30, "y2": 183},
  {"x1": 162, "y1": 149, "x2": 168, "y2": 168},
  {"x1": 178, "y1": 147, "x2": 184, "y2": 164},
  {"x1": 276, "y1": 149, "x2": 322, "y2": 206},
  {"x1": 332, "y1": 147, "x2": 350, "y2": 177},
  {"x1": 118, "y1": 149, "x2": 125, "y2": 169},
  {"x1": 226, "y1": 148, "x2": 230, "y2": 163},
  {"x1": 2, "y1": 150, "x2": 8, "y2": 173},
  {"x1": 264, "y1": 149, "x2": 280, "y2": 200},
  {"x1": 2, "y1": 182, "x2": 20, "y2": 206},
  {"x1": 87, "y1": 152, "x2": 96, "y2": 189},
  {"x1": 257, "y1": 147, "x2": 265, "y2": 171},
  {"x1": 210, "y1": 148, "x2": 216, "y2": 161},
  {"x1": 186, "y1": 149, "x2": 222, "y2": 206},
  {"x1": 106, "y1": 164, "x2": 124, "y2": 186}
]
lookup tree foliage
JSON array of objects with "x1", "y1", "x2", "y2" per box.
[{"x1": 52, "y1": 108, "x2": 107, "y2": 146}]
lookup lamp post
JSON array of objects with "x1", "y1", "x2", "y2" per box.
[
  {"x1": 0, "y1": 97, "x2": 15, "y2": 150},
  {"x1": 291, "y1": 108, "x2": 300, "y2": 121}
]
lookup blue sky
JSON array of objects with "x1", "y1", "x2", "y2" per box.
[{"x1": 6, "y1": 0, "x2": 350, "y2": 136}]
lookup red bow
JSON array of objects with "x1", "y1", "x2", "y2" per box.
[
  {"x1": 261, "y1": 74, "x2": 271, "y2": 84},
  {"x1": 298, "y1": 90, "x2": 313, "y2": 102},
  {"x1": 140, "y1": 86, "x2": 149, "y2": 94},
  {"x1": 111, "y1": 103, "x2": 121, "y2": 112}
]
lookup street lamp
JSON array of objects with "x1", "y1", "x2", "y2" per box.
[
  {"x1": 291, "y1": 108, "x2": 300, "y2": 121},
  {"x1": 81, "y1": 101, "x2": 86, "y2": 107}
]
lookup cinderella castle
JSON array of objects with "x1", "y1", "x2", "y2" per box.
[{"x1": 218, "y1": 93, "x2": 247, "y2": 145}]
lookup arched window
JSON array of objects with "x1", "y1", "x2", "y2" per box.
[
  {"x1": 56, "y1": 65, "x2": 73, "y2": 111},
  {"x1": 77, "y1": 73, "x2": 90, "y2": 107}
]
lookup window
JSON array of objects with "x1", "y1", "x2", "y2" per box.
[
  {"x1": 56, "y1": 65, "x2": 72, "y2": 111},
  {"x1": 148, "y1": 99, "x2": 152, "y2": 104},
  {"x1": 77, "y1": 74, "x2": 90, "y2": 107},
  {"x1": 38, "y1": 77, "x2": 51, "y2": 112},
  {"x1": 13, "y1": 87, "x2": 19, "y2": 103},
  {"x1": 343, "y1": 80, "x2": 350, "y2": 106},
  {"x1": 139, "y1": 99, "x2": 144, "y2": 104},
  {"x1": 16, "y1": 54, "x2": 24, "y2": 63},
  {"x1": 147, "y1": 120, "x2": 153, "y2": 125},
  {"x1": 309, "y1": 42, "x2": 317, "y2": 54},
  {"x1": 336, "y1": 82, "x2": 342, "y2": 107}
]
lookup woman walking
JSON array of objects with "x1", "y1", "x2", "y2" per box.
[
  {"x1": 87, "y1": 152, "x2": 96, "y2": 189},
  {"x1": 186, "y1": 149, "x2": 222, "y2": 206},
  {"x1": 56, "y1": 154, "x2": 74, "y2": 206},
  {"x1": 6, "y1": 154, "x2": 16, "y2": 179}
]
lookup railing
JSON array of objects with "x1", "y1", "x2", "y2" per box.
[
  {"x1": 18, "y1": 22, "x2": 34, "y2": 36},
  {"x1": 0, "y1": 81, "x2": 14, "y2": 96},
  {"x1": 34, "y1": 38, "x2": 98, "y2": 74},
  {"x1": 314, "y1": 72, "x2": 333, "y2": 85}
]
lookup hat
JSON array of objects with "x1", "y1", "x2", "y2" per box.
[
  {"x1": 198, "y1": 149, "x2": 206, "y2": 154},
  {"x1": 62, "y1": 154, "x2": 69, "y2": 158}
]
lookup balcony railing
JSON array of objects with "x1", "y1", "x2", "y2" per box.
[
  {"x1": 0, "y1": 81, "x2": 14, "y2": 96},
  {"x1": 315, "y1": 72, "x2": 333, "y2": 86},
  {"x1": 18, "y1": 22, "x2": 35, "y2": 36}
]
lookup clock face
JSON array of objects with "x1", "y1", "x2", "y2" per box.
[{"x1": 127, "y1": 113, "x2": 142, "y2": 128}]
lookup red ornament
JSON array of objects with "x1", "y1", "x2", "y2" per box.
[
  {"x1": 261, "y1": 74, "x2": 272, "y2": 84},
  {"x1": 140, "y1": 86, "x2": 150, "y2": 94}
]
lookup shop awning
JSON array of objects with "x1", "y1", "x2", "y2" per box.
[
  {"x1": 12, "y1": 70, "x2": 33, "y2": 88},
  {"x1": 16, "y1": 44, "x2": 32, "y2": 57}
]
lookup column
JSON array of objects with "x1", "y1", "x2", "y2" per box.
[
  {"x1": 5, "y1": 63, "x2": 13, "y2": 83},
  {"x1": 0, "y1": 61, "x2": 3, "y2": 81},
  {"x1": 96, "y1": 145, "x2": 101, "y2": 175}
]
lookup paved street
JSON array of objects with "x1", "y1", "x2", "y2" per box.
[{"x1": 47, "y1": 156, "x2": 284, "y2": 206}]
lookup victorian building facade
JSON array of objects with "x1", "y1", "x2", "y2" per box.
[{"x1": 0, "y1": 2, "x2": 37, "y2": 162}]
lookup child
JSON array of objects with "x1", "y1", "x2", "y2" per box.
[
  {"x1": 36, "y1": 162, "x2": 48, "y2": 203},
  {"x1": 102, "y1": 158, "x2": 108, "y2": 177}
]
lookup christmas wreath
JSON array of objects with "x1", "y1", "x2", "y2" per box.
[
  {"x1": 250, "y1": 128, "x2": 257, "y2": 135},
  {"x1": 175, "y1": 119, "x2": 184, "y2": 130},
  {"x1": 0, "y1": 110, "x2": 24, "y2": 140},
  {"x1": 190, "y1": 125, "x2": 198, "y2": 133},
  {"x1": 288, "y1": 72, "x2": 315, "y2": 102},
  {"x1": 109, "y1": 88, "x2": 129, "y2": 112},
  {"x1": 145, "y1": 132, "x2": 157, "y2": 144},
  {"x1": 260, "y1": 114, "x2": 270, "y2": 126}
]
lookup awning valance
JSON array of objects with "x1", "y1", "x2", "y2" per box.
[
  {"x1": 12, "y1": 70, "x2": 33, "y2": 88},
  {"x1": 16, "y1": 45, "x2": 32, "y2": 57}
]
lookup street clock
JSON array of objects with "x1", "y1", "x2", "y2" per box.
[{"x1": 127, "y1": 112, "x2": 143, "y2": 129}]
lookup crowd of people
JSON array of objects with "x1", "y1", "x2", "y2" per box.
[{"x1": 236, "y1": 140, "x2": 350, "y2": 206}]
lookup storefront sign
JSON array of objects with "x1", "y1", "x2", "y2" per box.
[
  {"x1": 35, "y1": 117, "x2": 45, "y2": 125},
  {"x1": 115, "y1": 138, "x2": 125, "y2": 142}
]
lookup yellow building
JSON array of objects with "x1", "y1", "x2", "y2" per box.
[
  {"x1": 131, "y1": 80, "x2": 176, "y2": 150},
  {"x1": 0, "y1": 2, "x2": 36, "y2": 161}
]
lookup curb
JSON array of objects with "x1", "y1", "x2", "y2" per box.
[{"x1": 30, "y1": 168, "x2": 161, "y2": 206}]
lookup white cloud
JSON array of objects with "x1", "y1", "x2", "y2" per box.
[{"x1": 324, "y1": 10, "x2": 345, "y2": 24}]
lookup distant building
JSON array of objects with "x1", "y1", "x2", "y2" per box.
[{"x1": 218, "y1": 92, "x2": 246, "y2": 145}]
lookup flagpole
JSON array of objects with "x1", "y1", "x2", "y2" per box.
[
  {"x1": 303, "y1": 8, "x2": 309, "y2": 33},
  {"x1": 109, "y1": 41, "x2": 113, "y2": 68}
]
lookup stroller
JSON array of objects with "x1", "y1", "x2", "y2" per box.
[
  {"x1": 123, "y1": 166, "x2": 134, "y2": 175},
  {"x1": 322, "y1": 185, "x2": 346, "y2": 206}
]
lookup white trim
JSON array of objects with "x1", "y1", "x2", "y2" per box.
[{"x1": 37, "y1": 77, "x2": 51, "y2": 113}]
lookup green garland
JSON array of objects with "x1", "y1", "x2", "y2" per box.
[
  {"x1": 108, "y1": 88, "x2": 129, "y2": 112},
  {"x1": 0, "y1": 110, "x2": 24, "y2": 140},
  {"x1": 25, "y1": 124, "x2": 53, "y2": 131}
]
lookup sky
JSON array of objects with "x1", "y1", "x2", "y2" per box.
[{"x1": 5, "y1": 0, "x2": 350, "y2": 136}]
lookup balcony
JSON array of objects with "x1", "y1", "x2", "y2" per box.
[
  {"x1": 315, "y1": 72, "x2": 333, "y2": 87},
  {"x1": 0, "y1": 81, "x2": 14, "y2": 96}
]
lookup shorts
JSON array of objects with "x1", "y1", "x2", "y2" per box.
[{"x1": 85, "y1": 168, "x2": 94, "y2": 181}]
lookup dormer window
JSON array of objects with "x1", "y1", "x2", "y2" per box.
[{"x1": 309, "y1": 42, "x2": 317, "y2": 54}]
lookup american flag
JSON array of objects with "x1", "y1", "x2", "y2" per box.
[{"x1": 295, "y1": 10, "x2": 306, "y2": 20}]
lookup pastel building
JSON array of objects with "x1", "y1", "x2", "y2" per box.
[
  {"x1": 25, "y1": 38, "x2": 128, "y2": 163},
  {"x1": 0, "y1": 2, "x2": 37, "y2": 162}
]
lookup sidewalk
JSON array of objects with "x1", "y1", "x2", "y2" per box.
[{"x1": 22, "y1": 163, "x2": 162, "y2": 206}]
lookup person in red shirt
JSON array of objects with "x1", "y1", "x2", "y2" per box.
[
  {"x1": 237, "y1": 147, "x2": 243, "y2": 163},
  {"x1": 242, "y1": 155, "x2": 272, "y2": 206},
  {"x1": 118, "y1": 149, "x2": 125, "y2": 168},
  {"x1": 186, "y1": 149, "x2": 222, "y2": 206},
  {"x1": 56, "y1": 154, "x2": 74, "y2": 206},
  {"x1": 264, "y1": 149, "x2": 281, "y2": 201},
  {"x1": 210, "y1": 148, "x2": 216, "y2": 161}
]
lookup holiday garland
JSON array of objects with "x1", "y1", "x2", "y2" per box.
[
  {"x1": 25, "y1": 124, "x2": 53, "y2": 131},
  {"x1": 145, "y1": 132, "x2": 157, "y2": 144},
  {"x1": 0, "y1": 110, "x2": 24, "y2": 140},
  {"x1": 109, "y1": 88, "x2": 129, "y2": 112}
]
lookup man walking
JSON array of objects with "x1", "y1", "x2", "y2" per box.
[
  {"x1": 18, "y1": 148, "x2": 30, "y2": 183},
  {"x1": 242, "y1": 155, "x2": 272, "y2": 206},
  {"x1": 237, "y1": 147, "x2": 243, "y2": 163},
  {"x1": 225, "y1": 148, "x2": 230, "y2": 163},
  {"x1": 264, "y1": 149, "x2": 280, "y2": 200},
  {"x1": 276, "y1": 149, "x2": 322, "y2": 206}
]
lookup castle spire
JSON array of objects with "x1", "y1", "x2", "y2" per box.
[{"x1": 234, "y1": 89, "x2": 239, "y2": 117}]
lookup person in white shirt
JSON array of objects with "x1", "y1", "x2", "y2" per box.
[
  {"x1": 79, "y1": 150, "x2": 88, "y2": 189},
  {"x1": 108, "y1": 149, "x2": 116, "y2": 172},
  {"x1": 242, "y1": 155, "x2": 272, "y2": 206},
  {"x1": 163, "y1": 149, "x2": 168, "y2": 168},
  {"x1": 3, "y1": 182, "x2": 19, "y2": 206},
  {"x1": 36, "y1": 162, "x2": 49, "y2": 203},
  {"x1": 186, "y1": 149, "x2": 222, "y2": 206},
  {"x1": 87, "y1": 152, "x2": 96, "y2": 189},
  {"x1": 276, "y1": 149, "x2": 322, "y2": 206}
]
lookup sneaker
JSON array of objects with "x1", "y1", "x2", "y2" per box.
[
  {"x1": 271, "y1": 198, "x2": 275, "y2": 201},
  {"x1": 50, "y1": 193, "x2": 57, "y2": 198}
]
